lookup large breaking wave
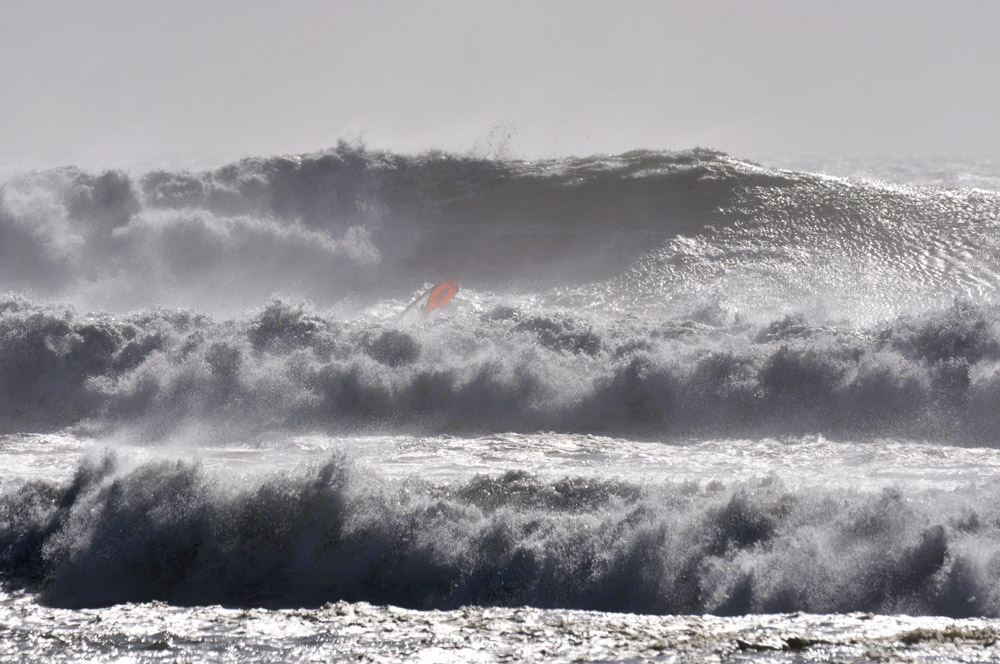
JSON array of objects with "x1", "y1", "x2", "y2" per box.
[
  {"x1": 2, "y1": 295, "x2": 1000, "y2": 443},
  {"x1": 2, "y1": 145, "x2": 999, "y2": 317},
  {"x1": 2, "y1": 453, "x2": 998, "y2": 615}
]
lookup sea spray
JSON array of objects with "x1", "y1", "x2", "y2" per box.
[
  {"x1": 1, "y1": 452, "x2": 998, "y2": 616},
  {"x1": 3, "y1": 296, "x2": 1000, "y2": 442}
]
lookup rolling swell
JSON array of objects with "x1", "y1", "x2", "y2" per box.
[
  {"x1": 3, "y1": 296, "x2": 1000, "y2": 443},
  {"x1": 1, "y1": 453, "x2": 998, "y2": 616}
]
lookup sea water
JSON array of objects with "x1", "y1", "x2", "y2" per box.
[{"x1": 2, "y1": 147, "x2": 1000, "y2": 662}]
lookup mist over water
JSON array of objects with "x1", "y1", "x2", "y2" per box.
[{"x1": 4, "y1": 145, "x2": 1000, "y2": 640}]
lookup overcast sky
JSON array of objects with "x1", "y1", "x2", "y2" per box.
[{"x1": 1, "y1": 0, "x2": 998, "y2": 167}]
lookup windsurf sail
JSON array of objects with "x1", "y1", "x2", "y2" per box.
[{"x1": 397, "y1": 277, "x2": 459, "y2": 326}]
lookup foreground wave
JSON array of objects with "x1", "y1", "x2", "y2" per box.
[
  {"x1": 2, "y1": 296, "x2": 1000, "y2": 442},
  {"x1": 2, "y1": 453, "x2": 998, "y2": 615}
]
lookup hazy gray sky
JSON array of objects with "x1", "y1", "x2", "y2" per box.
[{"x1": 2, "y1": 0, "x2": 998, "y2": 166}]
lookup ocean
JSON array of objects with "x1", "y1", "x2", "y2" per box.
[{"x1": 2, "y1": 146, "x2": 1000, "y2": 662}]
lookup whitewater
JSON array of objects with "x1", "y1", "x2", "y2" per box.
[{"x1": 3, "y1": 145, "x2": 1000, "y2": 662}]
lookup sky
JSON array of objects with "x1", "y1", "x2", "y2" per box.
[{"x1": 1, "y1": 0, "x2": 998, "y2": 167}]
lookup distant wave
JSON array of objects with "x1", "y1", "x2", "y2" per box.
[
  {"x1": 2, "y1": 453, "x2": 998, "y2": 615},
  {"x1": 2, "y1": 145, "x2": 998, "y2": 315},
  {"x1": 3, "y1": 296, "x2": 1000, "y2": 443}
]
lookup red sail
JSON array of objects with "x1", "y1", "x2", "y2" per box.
[
  {"x1": 397, "y1": 277, "x2": 460, "y2": 326},
  {"x1": 425, "y1": 277, "x2": 458, "y2": 313}
]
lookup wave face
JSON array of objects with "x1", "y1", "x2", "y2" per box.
[
  {"x1": 2, "y1": 145, "x2": 999, "y2": 317},
  {"x1": 2, "y1": 296, "x2": 1000, "y2": 442},
  {"x1": 2, "y1": 453, "x2": 999, "y2": 616}
]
